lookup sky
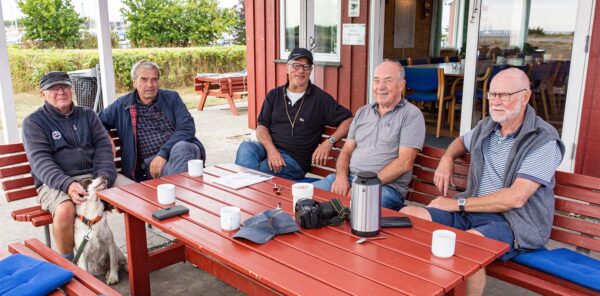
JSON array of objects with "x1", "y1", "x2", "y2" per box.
[{"x1": 1, "y1": 0, "x2": 238, "y2": 21}]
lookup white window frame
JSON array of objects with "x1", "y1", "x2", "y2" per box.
[{"x1": 279, "y1": 0, "x2": 341, "y2": 63}]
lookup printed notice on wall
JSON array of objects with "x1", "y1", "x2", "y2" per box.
[
  {"x1": 342, "y1": 24, "x2": 366, "y2": 45},
  {"x1": 348, "y1": 0, "x2": 360, "y2": 17}
]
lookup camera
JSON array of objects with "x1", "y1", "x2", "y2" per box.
[{"x1": 294, "y1": 198, "x2": 350, "y2": 229}]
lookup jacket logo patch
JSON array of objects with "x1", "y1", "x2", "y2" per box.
[
  {"x1": 299, "y1": 118, "x2": 304, "y2": 122},
  {"x1": 52, "y1": 131, "x2": 62, "y2": 140}
]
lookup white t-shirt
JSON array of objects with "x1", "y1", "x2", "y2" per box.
[{"x1": 286, "y1": 89, "x2": 305, "y2": 106}]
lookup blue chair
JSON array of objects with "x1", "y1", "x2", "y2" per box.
[
  {"x1": 429, "y1": 57, "x2": 445, "y2": 64},
  {"x1": 405, "y1": 67, "x2": 452, "y2": 138},
  {"x1": 447, "y1": 56, "x2": 460, "y2": 63},
  {"x1": 411, "y1": 57, "x2": 429, "y2": 65},
  {"x1": 398, "y1": 58, "x2": 411, "y2": 66}
]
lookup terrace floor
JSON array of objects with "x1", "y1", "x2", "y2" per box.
[{"x1": 0, "y1": 102, "x2": 540, "y2": 295}]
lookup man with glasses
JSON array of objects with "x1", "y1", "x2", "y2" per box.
[
  {"x1": 22, "y1": 71, "x2": 125, "y2": 261},
  {"x1": 401, "y1": 68, "x2": 565, "y2": 295},
  {"x1": 314, "y1": 61, "x2": 426, "y2": 210},
  {"x1": 235, "y1": 48, "x2": 353, "y2": 180}
]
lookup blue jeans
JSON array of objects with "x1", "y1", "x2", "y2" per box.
[
  {"x1": 139, "y1": 141, "x2": 201, "y2": 181},
  {"x1": 235, "y1": 141, "x2": 306, "y2": 180},
  {"x1": 313, "y1": 173, "x2": 405, "y2": 210}
]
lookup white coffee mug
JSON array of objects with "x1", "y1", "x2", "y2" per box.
[
  {"x1": 157, "y1": 184, "x2": 176, "y2": 205},
  {"x1": 431, "y1": 229, "x2": 457, "y2": 258},
  {"x1": 220, "y1": 206, "x2": 241, "y2": 231},
  {"x1": 188, "y1": 159, "x2": 204, "y2": 177},
  {"x1": 292, "y1": 183, "x2": 314, "y2": 213}
]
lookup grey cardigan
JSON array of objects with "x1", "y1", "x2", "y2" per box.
[{"x1": 458, "y1": 105, "x2": 565, "y2": 249}]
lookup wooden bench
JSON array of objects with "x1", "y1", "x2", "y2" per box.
[
  {"x1": 1, "y1": 238, "x2": 120, "y2": 295},
  {"x1": 0, "y1": 130, "x2": 122, "y2": 247},
  {"x1": 411, "y1": 146, "x2": 600, "y2": 296},
  {"x1": 195, "y1": 75, "x2": 247, "y2": 116}
]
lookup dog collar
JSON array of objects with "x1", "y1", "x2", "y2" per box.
[{"x1": 78, "y1": 215, "x2": 102, "y2": 226}]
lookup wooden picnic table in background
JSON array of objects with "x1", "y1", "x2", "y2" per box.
[
  {"x1": 98, "y1": 164, "x2": 509, "y2": 296},
  {"x1": 194, "y1": 72, "x2": 247, "y2": 115}
]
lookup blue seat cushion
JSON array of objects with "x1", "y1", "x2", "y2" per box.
[
  {"x1": 0, "y1": 254, "x2": 73, "y2": 296},
  {"x1": 512, "y1": 248, "x2": 600, "y2": 291},
  {"x1": 296, "y1": 177, "x2": 321, "y2": 183},
  {"x1": 406, "y1": 92, "x2": 438, "y2": 102}
]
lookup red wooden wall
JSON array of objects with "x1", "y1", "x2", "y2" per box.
[
  {"x1": 575, "y1": 1, "x2": 600, "y2": 177},
  {"x1": 245, "y1": 0, "x2": 370, "y2": 129}
]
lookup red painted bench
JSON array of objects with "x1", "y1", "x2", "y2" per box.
[
  {"x1": 0, "y1": 130, "x2": 122, "y2": 247},
  {"x1": 411, "y1": 146, "x2": 600, "y2": 296},
  {"x1": 1, "y1": 238, "x2": 120, "y2": 295}
]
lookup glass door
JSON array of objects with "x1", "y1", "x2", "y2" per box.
[{"x1": 459, "y1": 0, "x2": 593, "y2": 171}]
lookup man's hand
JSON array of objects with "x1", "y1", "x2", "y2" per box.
[
  {"x1": 427, "y1": 196, "x2": 458, "y2": 212},
  {"x1": 67, "y1": 182, "x2": 88, "y2": 204},
  {"x1": 311, "y1": 141, "x2": 333, "y2": 166},
  {"x1": 149, "y1": 156, "x2": 167, "y2": 179},
  {"x1": 331, "y1": 176, "x2": 351, "y2": 196},
  {"x1": 266, "y1": 149, "x2": 286, "y2": 173},
  {"x1": 434, "y1": 156, "x2": 456, "y2": 196}
]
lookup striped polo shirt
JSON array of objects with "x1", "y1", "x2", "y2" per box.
[{"x1": 462, "y1": 125, "x2": 563, "y2": 196}]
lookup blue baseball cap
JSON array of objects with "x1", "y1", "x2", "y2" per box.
[{"x1": 233, "y1": 208, "x2": 299, "y2": 244}]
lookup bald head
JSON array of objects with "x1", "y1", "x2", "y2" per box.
[{"x1": 490, "y1": 68, "x2": 530, "y2": 91}]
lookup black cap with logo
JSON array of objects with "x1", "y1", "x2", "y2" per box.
[{"x1": 287, "y1": 48, "x2": 313, "y2": 64}]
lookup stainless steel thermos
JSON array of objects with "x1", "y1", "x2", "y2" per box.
[{"x1": 350, "y1": 171, "x2": 382, "y2": 237}]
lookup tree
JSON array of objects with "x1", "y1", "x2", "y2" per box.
[
  {"x1": 122, "y1": 0, "x2": 233, "y2": 47},
  {"x1": 230, "y1": 0, "x2": 246, "y2": 45},
  {"x1": 17, "y1": 0, "x2": 85, "y2": 48}
]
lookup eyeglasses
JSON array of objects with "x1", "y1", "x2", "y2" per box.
[
  {"x1": 46, "y1": 85, "x2": 72, "y2": 94},
  {"x1": 288, "y1": 63, "x2": 313, "y2": 71},
  {"x1": 487, "y1": 89, "x2": 527, "y2": 101}
]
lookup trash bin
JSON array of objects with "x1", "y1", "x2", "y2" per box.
[{"x1": 68, "y1": 65, "x2": 103, "y2": 112}]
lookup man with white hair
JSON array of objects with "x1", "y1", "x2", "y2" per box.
[
  {"x1": 314, "y1": 60, "x2": 426, "y2": 210},
  {"x1": 401, "y1": 68, "x2": 565, "y2": 295},
  {"x1": 99, "y1": 60, "x2": 206, "y2": 181}
]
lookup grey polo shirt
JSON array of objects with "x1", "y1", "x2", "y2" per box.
[{"x1": 348, "y1": 100, "x2": 426, "y2": 197}]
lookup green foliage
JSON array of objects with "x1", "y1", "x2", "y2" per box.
[
  {"x1": 528, "y1": 26, "x2": 546, "y2": 35},
  {"x1": 230, "y1": 0, "x2": 246, "y2": 45},
  {"x1": 17, "y1": 0, "x2": 85, "y2": 48},
  {"x1": 121, "y1": 0, "x2": 234, "y2": 47},
  {"x1": 7, "y1": 46, "x2": 246, "y2": 92}
]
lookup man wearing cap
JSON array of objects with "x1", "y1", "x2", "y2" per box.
[
  {"x1": 99, "y1": 60, "x2": 206, "y2": 182},
  {"x1": 235, "y1": 48, "x2": 353, "y2": 180},
  {"x1": 22, "y1": 71, "x2": 127, "y2": 260},
  {"x1": 313, "y1": 61, "x2": 426, "y2": 210}
]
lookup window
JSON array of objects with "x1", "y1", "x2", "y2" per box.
[{"x1": 280, "y1": 0, "x2": 341, "y2": 62}]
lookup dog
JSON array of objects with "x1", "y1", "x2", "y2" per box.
[{"x1": 74, "y1": 176, "x2": 127, "y2": 285}]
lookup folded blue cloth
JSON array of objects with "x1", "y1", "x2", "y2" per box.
[
  {"x1": 0, "y1": 254, "x2": 73, "y2": 296},
  {"x1": 512, "y1": 248, "x2": 600, "y2": 291}
]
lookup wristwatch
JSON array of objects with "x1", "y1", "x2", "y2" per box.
[
  {"x1": 328, "y1": 136, "x2": 337, "y2": 145},
  {"x1": 457, "y1": 198, "x2": 467, "y2": 216}
]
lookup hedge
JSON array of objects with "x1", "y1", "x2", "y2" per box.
[{"x1": 7, "y1": 46, "x2": 247, "y2": 92}]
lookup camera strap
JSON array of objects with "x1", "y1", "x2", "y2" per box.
[{"x1": 325, "y1": 198, "x2": 350, "y2": 226}]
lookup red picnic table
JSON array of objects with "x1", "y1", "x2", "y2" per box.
[
  {"x1": 194, "y1": 73, "x2": 247, "y2": 115},
  {"x1": 98, "y1": 164, "x2": 509, "y2": 295}
]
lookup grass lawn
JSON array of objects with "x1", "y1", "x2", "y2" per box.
[{"x1": 11, "y1": 88, "x2": 246, "y2": 127}]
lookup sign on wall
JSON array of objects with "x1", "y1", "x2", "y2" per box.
[
  {"x1": 394, "y1": 0, "x2": 416, "y2": 48},
  {"x1": 342, "y1": 23, "x2": 366, "y2": 45},
  {"x1": 348, "y1": 0, "x2": 360, "y2": 17}
]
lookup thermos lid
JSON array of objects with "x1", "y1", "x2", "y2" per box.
[{"x1": 355, "y1": 171, "x2": 381, "y2": 185}]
